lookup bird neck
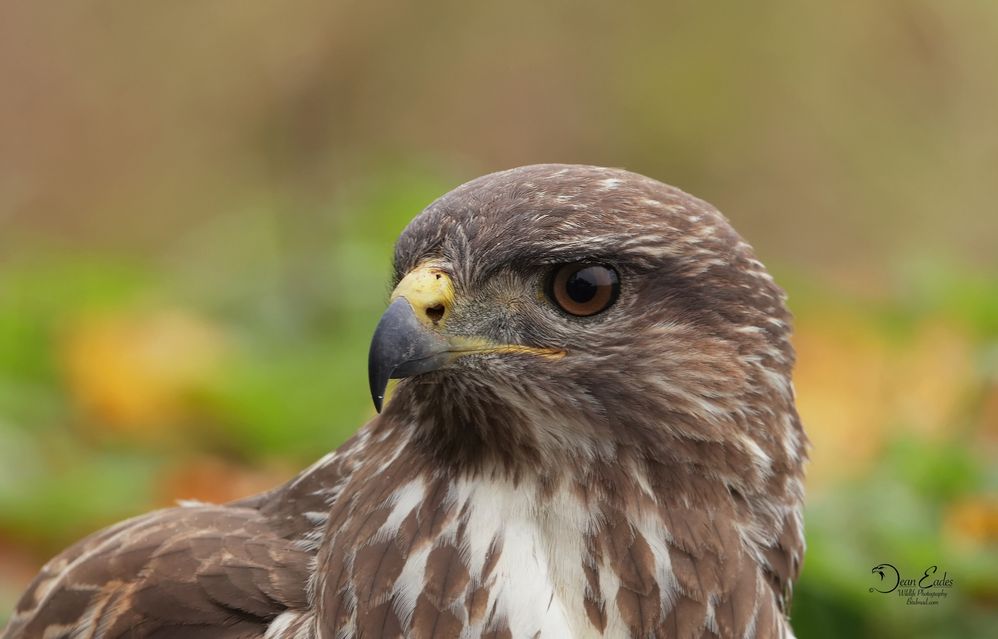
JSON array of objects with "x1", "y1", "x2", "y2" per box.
[{"x1": 312, "y1": 421, "x2": 792, "y2": 638}]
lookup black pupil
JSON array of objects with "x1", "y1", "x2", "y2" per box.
[{"x1": 565, "y1": 267, "x2": 600, "y2": 303}]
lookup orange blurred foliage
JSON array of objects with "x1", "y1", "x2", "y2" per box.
[
  {"x1": 154, "y1": 456, "x2": 294, "y2": 507},
  {"x1": 60, "y1": 309, "x2": 227, "y2": 441},
  {"x1": 944, "y1": 496, "x2": 998, "y2": 548},
  {"x1": 890, "y1": 321, "x2": 975, "y2": 439},
  {"x1": 793, "y1": 314, "x2": 977, "y2": 489},
  {"x1": 793, "y1": 313, "x2": 892, "y2": 487}
]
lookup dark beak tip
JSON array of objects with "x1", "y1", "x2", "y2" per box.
[
  {"x1": 367, "y1": 298, "x2": 418, "y2": 413},
  {"x1": 367, "y1": 350, "x2": 392, "y2": 414},
  {"x1": 368, "y1": 297, "x2": 450, "y2": 413}
]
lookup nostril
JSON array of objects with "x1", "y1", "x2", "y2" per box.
[{"x1": 425, "y1": 304, "x2": 446, "y2": 323}]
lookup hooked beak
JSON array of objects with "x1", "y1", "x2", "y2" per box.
[
  {"x1": 368, "y1": 263, "x2": 455, "y2": 412},
  {"x1": 367, "y1": 262, "x2": 566, "y2": 412},
  {"x1": 368, "y1": 296, "x2": 450, "y2": 412}
]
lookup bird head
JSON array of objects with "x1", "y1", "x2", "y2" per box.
[{"x1": 368, "y1": 164, "x2": 806, "y2": 503}]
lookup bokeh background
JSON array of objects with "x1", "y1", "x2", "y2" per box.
[{"x1": 1, "y1": 2, "x2": 996, "y2": 637}]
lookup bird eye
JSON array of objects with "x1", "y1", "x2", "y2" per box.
[{"x1": 547, "y1": 263, "x2": 620, "y2": 317}]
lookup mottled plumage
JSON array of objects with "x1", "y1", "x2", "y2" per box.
[{"x1": 4, "y1": 165, "x2": 807, "y2": 638}]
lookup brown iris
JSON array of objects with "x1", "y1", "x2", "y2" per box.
[{"x1": 547, "y1": 263, "x2": 620, "y2": 316}]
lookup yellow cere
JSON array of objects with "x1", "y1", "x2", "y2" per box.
[{"x1": 390, "y1": 262, "x2": 456, "y2": 327}]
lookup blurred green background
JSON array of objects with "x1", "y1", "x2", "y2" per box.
[{"x1": 0, "y1": 1, "x2": 995, "y2": 637}]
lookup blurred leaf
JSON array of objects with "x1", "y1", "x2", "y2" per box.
[
  {"x1": 884, "y1": 437, "x2": 983, "y2": 504},
  {"x1": 0, "y1": 256, "x2": 152, "y2": 385},
  {"x1": 153, "y1": 455, "x2": 294, "y2": 506},
  {"x1": 0, "y1": 449, "x2": 159, "y2": 552},
  {"x1": 60, "y1": 307, "x2": 228, "y2": 438}
]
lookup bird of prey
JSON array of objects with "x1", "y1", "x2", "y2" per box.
[{"x1": 3, "y1": 165, "x2": 807, "y2": 639}]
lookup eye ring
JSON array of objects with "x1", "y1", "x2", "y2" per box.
[{"x1": 546, "y1": 263, "x2": 620, "y2": 317}]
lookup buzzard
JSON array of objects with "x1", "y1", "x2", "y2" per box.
[{"x1": 3, "y1": 165, "x2": 807, "y2": 638}]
